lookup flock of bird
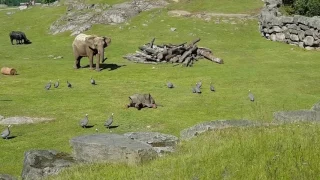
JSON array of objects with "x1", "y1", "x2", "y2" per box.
[
  {"x1": 79, "y1": 113, "x2": 114, "y2": 129},
  {"x1": 44, "y1": 77, "x2": 96, "y2": 90}
]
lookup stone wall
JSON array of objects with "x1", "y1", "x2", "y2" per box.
[{"x1": 259, "y1": 0, "x2": 320, "y2": 50}]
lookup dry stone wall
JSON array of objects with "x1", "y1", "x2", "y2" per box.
[{"x1": 259, "y1": 0, "x2": 320, "y2": 50}]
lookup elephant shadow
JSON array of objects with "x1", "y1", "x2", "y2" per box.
[{"x1": 82, "y1": 63, "x2": 126, "y2": 71}]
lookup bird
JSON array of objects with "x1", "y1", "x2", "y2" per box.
[
  {"x1": 67, "y1": 80, "x2": 72, "y2": 88},
  {"x1": 54, "y1": 79, "x2": 59, "y2": 88},
  {"x1": 195, "y1": 85, "x2": 201, "y2": 94},
  {"x1": 1, "y1": 125, "x2": 11, "y2": 140},
  {"x1": 79, "y1": 114, "x2": 88, "y2": 128},
  {"x1": 44, "y1": 80, "x2": 52, "y2": 90},
  {"x1": 196, "y1": 80, "x2": 202, "y2": 89},
  {"x1": 191, "y1": 85, "x2": 196, "y2": 93},
  {"x1": 167, "y1": 81, "x2": 174, "y2": 88},
  {"x1": 248, "y1": 90, "x2": 255, "y2": 102},
  {"x1": 90, "y1": 77, "x2": 96, "y2": 85},
  {"x1": 104, "y1": 113, "x2": 114, "y2": 129},
  {"x1": 210, "y1": 82, "x2": 215, "y2": 92}
]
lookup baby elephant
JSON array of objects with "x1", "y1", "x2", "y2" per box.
[
  {"x1": 9, "y1": 31, "x2": 32, "y2": 45},
  {"x1": 72, "y1": 33, "x2": 111, "y2": 71}
]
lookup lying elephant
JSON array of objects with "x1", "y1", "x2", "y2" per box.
[
  {"x1": 127, "y1": 93, "x2": 157, "y2": 110},
  {"x1": 72, "y1": 33, "x2": 111, "y2": 71}
]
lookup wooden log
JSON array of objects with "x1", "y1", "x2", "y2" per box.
[
  {"x1": 169, "y1": 56, "x2": 180, "y2": 63},
  {"x1": 138, "y1": 46, "x2": 159, "y2": 55},
  {"x1": 197, "y1": 49, "x2": 224, "y2": 64},
  {"x1": 157, "y1": 48, "x2": 168, "y2": 60},
  {"x1": 149, "y1": 37, "x2": 155, "y2": 48},
  {"x1": 182, "y1": 56, "x2": 192, "y2": 67},
  {"x1": 164, "y1": 54, "x2": 178, "y2": 61},
  {"x1": 1, "y1": 67, "x2": 17, "y2": 75},
  {"x1": 178, "y1": 45, "x2": 198, "y2": 63}
]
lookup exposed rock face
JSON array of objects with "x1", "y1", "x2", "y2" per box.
[
  {"x1": 0, "y1": 174, "x2": 17, "y2": 180},
  {"x1": 49, "y1": 0, "x2": 168, "y2": 36},
  {"x1": 70, "y1": 134, "x2": 157, "y2": 165},
  {"x1": 180, "y1": 120, "x2": 261, "y2": 141},
  {"x1": 21, "y1": 150, "x2": 75, "y2": 180},
  {"x1": 123, "y1": 132, "x2": 179, "y2": 156},
  {"x1": 259, "y1": 0, "x2": 320, "y2": 49},
  {"x1": 0, "y1": 116, "x2": 54, "y2": 125}
]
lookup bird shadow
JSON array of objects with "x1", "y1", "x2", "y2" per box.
[
  {"x1": 84, "y1": 125, "x2": 95, "y2": 128},
  {"x1": 0, "y1": 99, "x2": 12, "y2": 101},
  {"x1": 6, "y1": 136, "x2": 17, "y2": 140},
  {"x1": 106, "y1": 125, "x2": 119, "y2": 129},
  {"x1": 82, "y1": 63, "x2": 126, "y2": 71}
]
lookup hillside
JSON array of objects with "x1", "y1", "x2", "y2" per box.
[{"x1": 1, "y1": 0, "x2": 320, "y2": 179}]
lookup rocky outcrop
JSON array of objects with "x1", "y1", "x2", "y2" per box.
[
  {"x1": 123, "y1": 132, "x2": 179, "y2": 156},
  {"x1": 0, "y1": 174, "x2": 17, "y2": 180},
  {"x1": 0, "y1": 116, "x2": 54, "y2": 125},
  {"x1": 180, "y1": 119, "x2": 261, "y2": 140},
  {"x1": 49, "y1": 0, "x2": 168, "y2": 36},
  {"x1": 21, "y1": 150, "x2": 75, "y2": 180},
  {"x1": 70, "y1": 134, "x2": 157, "y2": 165},
  {"x1": 259, "y1": 0, "x2": 320, "y2": 50}
]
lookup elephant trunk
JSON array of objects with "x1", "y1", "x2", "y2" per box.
[{"x1": 98, "y1": 47, "x2": 104, "y2": 64}]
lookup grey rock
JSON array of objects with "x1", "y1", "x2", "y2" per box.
[
  {"x1": 170, "y1": 27, "x2": 177, "y2": 31},
  {"x1": 287, "y1": 24, "x2": 297, "y2": 30},
  {"x1": 303, "y1": 36, "x2": 314, "y2": 46},
  {"x1": 281, "y1": 16, "x2": 293, "y2": 23},
  {"x1": 0, "y1": 117, "x2": 54, "y2": 125},
  {"x1": 281, "y1": 26, "x2": 288, "y2": 31},
  {"x1": 273, "y1": 110, "x2": 320, "y2": 123},
  {"x1": 0, "y1": 174, "x2": 17, "y2": 180},
  {"x1": 289, "y1": 29, "x2": 298, "y2": 34},
  {"x1": 70, "y1": 134, "x2": 157, "y2": 165},
  {"x1": 299, "y1": 24, "x2": 309, "y2": 31},
  {"x1": 311, "y1": 101, "x2": 320, "y2": 111},
  {"x1": 305, "y1": 46, "x2": 315, "y2": 50},
  {"x1": 298, "y1": 30, "x2": 305, "y2": 41},
  {"x1": 21, "y1": 150, "x2": 75, "y2": 180},
  {"x1": 270, "y1": 33, "x2": 276, "y2": 41},
  {"x1": 305, "y1": 29, "x2": 314, "y2": 36},
  {"x1": 298, "y1": 42, "x2": 304, "y2": 48},
  {"x1": 123, "y1": 132, "x2": 179, "y2": 156},
  {"x1": 308, "y1": 17, "x2": 320, "y2": 29},
  {"x1": 180, "y1": 119, "x2": 261, "y2": 141},
  {"x1": 290, "y1": 34, "x2": 299, "y2": 41},
  {"x1": 0, "y1": 115, "x2": 4, "y2": 121},
  {"x1": 272, "y1": 26, "x2": 282, "y2": 33},
  {"x1": 276, "y1": 33, "x2": 285, "y2": 41},
  {"x1": 294, "y1": 15, "x2": 309, "y2": 25}
]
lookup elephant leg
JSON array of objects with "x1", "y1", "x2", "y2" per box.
[
  {"x1": 74, "y1": 56, "x2": 81, "y2": 69},
  {"x1": 96, "y1": 56, "x2": 101, "y2": 71},
  {"x1": 89, "y1": 56, "x2": 94, "y2": 70}
]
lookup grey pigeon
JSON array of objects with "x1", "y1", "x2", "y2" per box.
[
  {"x1": 67, "y1": 80, "x2": 72, "y2": 88},
  {"x1": 196, "y1": 80, "x2": 202, "y2": 89},
  {"x1": 1, "y1": 125, "x2": 11, "y2": 139},
  {"x1": 210, "y1": 82, "x2": 215, "y2": 92},
  {"x1": 104, "y1": 113, "x2": 114, "y2": 129},
  {"x1": 195, "y1": 85, "x2": 201, "y2": 94},
  {"x1": 191, "y1": 86, "x2": 196, "y2": 93},
  {"x1": 80, "y1": 114, "x2": 88, "y2": 128},
  {"x1": 167, "y1": 81, "x2": 174, "y2": 88},
  {"x1": 90, "y1": 77, "x2": 96, "y2": 85},
  {"x1": 54, "y1": 79, "x2": 59, "y2": 88},
  {"x1": 248, "y1": 90, "x2": 255, "y2": 102},
  {"x1": 45, "y1": 80, "x2": 52, "y2": 90}
]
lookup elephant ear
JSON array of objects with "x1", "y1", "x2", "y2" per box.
[
  {"x1": 85, "y1": 36, "x2": 97, "y2": 49},
  {"x1": 103, "y1": 36, "x2": 111, "y2": 48}
]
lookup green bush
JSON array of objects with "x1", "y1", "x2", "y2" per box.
[
  {"x1": 306, "y1": 0, "x2": 320, "y2": 16},
  {"x1": 282, "y1": 0, "x2": 320, "y2": 16}
]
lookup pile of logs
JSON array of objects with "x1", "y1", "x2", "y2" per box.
[{"x1": 123, "y1": 38, "x2": 223, "y2": 67}]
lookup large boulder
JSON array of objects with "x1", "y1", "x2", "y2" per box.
[
  {"x1": 0, "y1": 174, "x2": 17, "y2": 180},
  {"x1": 70, "y1": 134, "x2": 157, "y2": 165},
  {"x1": 21, "y1": 150, "x2": 75, "y2": 180},
  {"x1": 303, "y1": 36, "x2": 314, "y2": 46},
  {"x1": 123, "y1": 132, "x2": 179, "y2": 156},
  {"x1": 180, "y1": 120, "x2": 261, "y2": 141}
]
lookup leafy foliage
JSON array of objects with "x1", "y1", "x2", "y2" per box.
[{"x1": 282, "y1": 0, "x2": 320, "y2": 16}]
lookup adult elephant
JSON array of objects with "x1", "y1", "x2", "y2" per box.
[{"x1": 72, "y1": 33, "x2": 111, "y2": 71}]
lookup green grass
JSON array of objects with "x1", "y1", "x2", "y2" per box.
[{"x1": 1, "y1": 0, "x2": 320, "y2": 179}]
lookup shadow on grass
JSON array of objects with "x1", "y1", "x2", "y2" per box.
[
  {"x1": 0, "y1": 99, "x2": 12, "y2": 101},
  {"x1": 82, "y1": 63, "x2": 126, "y2": 71},
  {"x1": 84, "y1": 125, "x2": 95, "y2": 128},
  {"x1": 106, "y1": 125, "x2": 119, "y2": 129},
  {"x1": 5, "y1": 136, "x2": 17, "y2": 140}
]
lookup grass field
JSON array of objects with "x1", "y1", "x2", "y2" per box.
[{"x1": 1, "y1": 0, "x2": 320, "y2": 179}]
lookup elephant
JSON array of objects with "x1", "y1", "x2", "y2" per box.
[
  {"x1": 126, "y1": 93, "x2": 157, "y2": 110},
  {"x1": 72, "y1": 33, "x2": 111, "y2": 71},
  {"x1": 9, "y1": 31, "x2": 31, "y2": 45}
]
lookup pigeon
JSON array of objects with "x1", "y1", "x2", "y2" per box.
[
  {"x1": 79, "y1": 114, "x2": 88, "y2": 128},
  {"x1": 196, "y1": 80, "x2": 202, "y2": 89},
  {"x1": 210, "y1": 82, "x2": 215, "y2": 92},
  {"x1": 45, "y1": 80, "x2": 52, "y2": 90},
  {"x1": 1, "y1": 125, "x2": 11, "y2": 139},
  {"x1": 191, "y1": 86, "x2": 197, "y2": 93},
  {"x1": 195, "y1": 85, "x2": 201, "y2": 94},
  {"x1": 104, "y1": 113, "x2": 114, "y2": 129},
  {"x1": 54, "y1": 79, "x2": 59, "y2": 88},
  {"x1": 67, "y1": 80, "x2": 72, "y2": 88},
  {"x1": 248, "y1": 90, "x2": 255, "y2": 102},
  {"x1": 167, "y1": 81, "x2": 174, "y2": 88},
  {"x1": 90, "y1": 77, "x2": 96, "y2": 85}
]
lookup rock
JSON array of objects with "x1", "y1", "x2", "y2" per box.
[
  {"x1": 305, "y1": 29, "x2": 314, "y2": 36},
  {"x1": 48, "y1": 55, "x2": 54, "y2": 58},
  {"x1": 298, "y1": 42, "x2": 304, "y2": 48},
  {"x1": 305, "y1": 46, "x2": 315, "y2": 50},
  {"x1": 311, "y1": 101, "x2": 320, "y2": 111},
  {"x1": 270, "y1": 33, "x2": 276, "y2": 41},
  {"x1": 0, "y1": 115, "x2": 4, "y2": 121},
  {"x1": 281, "y1": 16, "x2": 293, "y2": 23},
  {"x1": 70, "y1": 134, "x2": 157, "y2": 165},
  {"x1": 6, "y1": 12, "x2": 15, "y2": 15},
  {"x1": 180, "y1": 120, "x2": 261, "y2": 141},
  {"x1": 275, "y1": 33, "x2": 285, "y2": 41},
  {"x1": 298, "y1": 30, "x2": 305, "y2": 41},
  {"x1": 272, "y1": 26, "x2": 282, "y2": 33},
  {"x1": 0, "y1": 117, "x2": 54, "y2": 125},
  {"x1": 170, "y1": 27, "x2": 176, "y2": 31},
  {"x1": 0, "y1": 174, "x2": 17, "y2": 180},
  {"x1": 290, "y1": 34, "x2": 299, "y2": 41},
  {"x1": 303, "y1": 36, "x2": 314, "y2": 46},
  {"x1": 299, "y1": 24, "x2": 309, "y2": 31},
  {"x1": 123, "y1": 132, "x2": 179, "y2": 156},
  {"x1": 273, "y1": 110, "x2": 320, "y2": 123},
  {"x1": 167, "y1": 10, "x2": 191, "y2": 17},
  {"x1": 21, "y1": 150, "x2": 75, "y2": 180},
  {"x1": 18, "y1": 6, "x2": 27, "y2": 10}
]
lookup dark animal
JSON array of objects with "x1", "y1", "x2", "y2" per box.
[
  {"x1": 126, "y1": 93, "x2": 157, "y2": 110},
  {"x1": 9, "y1": 31, "x2": 31, "y2": 45}
]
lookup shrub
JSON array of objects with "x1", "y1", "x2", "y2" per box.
[{"x1": 282, "y1": 0, "x2": 320, "y2": 16}]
